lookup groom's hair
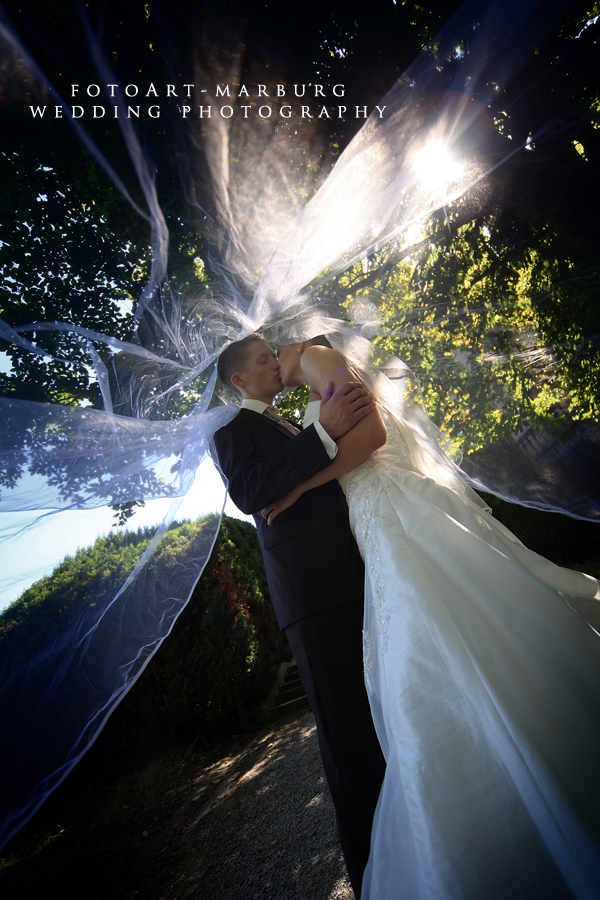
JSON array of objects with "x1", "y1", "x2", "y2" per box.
[{"x1": 217, "y1": 334, "x2": 265, "y2": 397}]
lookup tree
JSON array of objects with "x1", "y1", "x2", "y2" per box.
[
  {"x1": 0, "y1": 514, "x2": 283, "y2": 735},
  {"x1": 0, "y1": 137, "x2": 151, "y2": 406},
  {"x1": 0, "y1": 514, "x2": 285, "y2": 845},
  {"x1": 1, "y1": 0, "x2": 599, "y2": 475}
]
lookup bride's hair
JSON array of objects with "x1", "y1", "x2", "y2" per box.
[{"x1": 306, "y1": 335, "x2": 332, "y2": 349}]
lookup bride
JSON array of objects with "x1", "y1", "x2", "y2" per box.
[{"x1": 264, "y1": 337, "x2": 600, "y2": 899}]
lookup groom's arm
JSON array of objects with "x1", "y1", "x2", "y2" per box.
[
  {"x1": 318, "y1": 381, "x2": 375, "y2": 440},
  {"x1": 213, "y1": 415, "x2": 333, "y2": 515}
]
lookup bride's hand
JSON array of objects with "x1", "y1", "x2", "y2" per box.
[{"x1": 261, "y1": 488, "x2": 301, "y2": 525}]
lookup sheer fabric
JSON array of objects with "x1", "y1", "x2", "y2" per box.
[
  {"x1": 0, "y1": 0, "x2": 597, "y2": 850},
  {"x1": 305, "y1": 399, "x2": 600, "y2": 898}
]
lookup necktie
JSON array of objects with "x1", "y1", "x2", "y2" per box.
[{"x1": 262, "y1": 405, "x2": 300, "y2": 435}]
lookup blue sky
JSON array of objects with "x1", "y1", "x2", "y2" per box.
[{"x1": 0, "y1": 457, "x2": 252, "y2": 612}]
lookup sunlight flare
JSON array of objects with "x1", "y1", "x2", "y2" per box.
[{"x1": 411, "y1": 141, "x2": 463, "y2": 192}]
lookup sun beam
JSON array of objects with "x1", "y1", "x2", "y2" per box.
[{"x1": 412, "y1": 141, "x2": 463, "y2": 192}]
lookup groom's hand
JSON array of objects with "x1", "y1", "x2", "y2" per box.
[{"x1": 319, "y1": 381, "x2": 375, "y2": 440}]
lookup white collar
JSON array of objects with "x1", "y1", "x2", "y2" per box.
[{"x1": 241, "y1": 398, "x2": 271, "y2": 414}]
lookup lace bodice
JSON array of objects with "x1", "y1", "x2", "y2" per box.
[{"x1": 303, "y1": 400, "x2": 416, "y2": 563}]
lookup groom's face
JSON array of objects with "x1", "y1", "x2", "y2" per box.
[{"x1": 235, "y1": 339, "x2": 283, "y2": 403}]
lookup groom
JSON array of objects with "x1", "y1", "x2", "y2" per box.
[{"x1": 213, "y1": 335, "x2": 385, "y2": 898}]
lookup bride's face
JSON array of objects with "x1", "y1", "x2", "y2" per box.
[{"x1": 277, "y1": 343, "x2": 304, "y2": 386}]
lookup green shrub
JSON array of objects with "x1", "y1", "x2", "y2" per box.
[
  {"x1": 0, "y1": 516, "x2": 284, "y2": 750},
  {"x1": 121, "y1": 516, "x2": 285, "y2": 740}
]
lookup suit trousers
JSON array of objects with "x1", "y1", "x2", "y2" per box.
[{"x1": 284, "y1": 600, "x2": 386, "y2": 898}]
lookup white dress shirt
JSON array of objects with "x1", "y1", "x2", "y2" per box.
[{"x1": 240, "y1": 398, "x2": 337, "y2": 459}]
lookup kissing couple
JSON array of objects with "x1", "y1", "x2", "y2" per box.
[{"x1": 214, "y1": 333, "x2": 600, "y2": 900}]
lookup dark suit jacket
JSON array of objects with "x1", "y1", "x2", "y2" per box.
[{"x1": 212, "y1": 408, "x2": 365, "y2": 629}]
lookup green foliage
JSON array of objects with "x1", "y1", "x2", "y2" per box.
[
  {"x1": 0, "y1": 524, "x2": 156, "y2": 664},
  {"x1": 335, "y1": 189, "x2": 600, "y2": 458},
  {"x1": 0, "y1": 515, "x2": 284, "y2": 740},
  {"x1": 0, "y1": 141, "x2": 151, "y2": 407},
  {"x1": 121, "y1": 516, "x2": 284, "y2": 739},
  {"x1": 1, "y1": 1, "x2": 599, "y2": 500},
  {"x1": 277, "y1": 384, "x2": 310, "y2": 425}
]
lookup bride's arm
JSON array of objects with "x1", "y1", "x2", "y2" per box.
[
  {"x1": 302, "y1": 347, "x2": 387, "y2": 464},
  {"x1": 262, "y1": 346, "x2": 386, "y2": 524}
]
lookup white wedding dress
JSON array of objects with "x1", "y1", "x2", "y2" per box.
[{"x1": 303, "y1": 400, "x2": 600, "y2": 899}]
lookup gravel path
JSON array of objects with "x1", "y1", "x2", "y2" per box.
[
  {"x1": 1, "y1": 708, "x2": 355, "y2": 900},
  {"x1": 155, "y1": 709, "x2": 355, "y2": 900}
]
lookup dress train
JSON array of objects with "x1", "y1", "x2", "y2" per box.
[{"x1": 303, "y1": 400, "x2": 600, "y2": 899}]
